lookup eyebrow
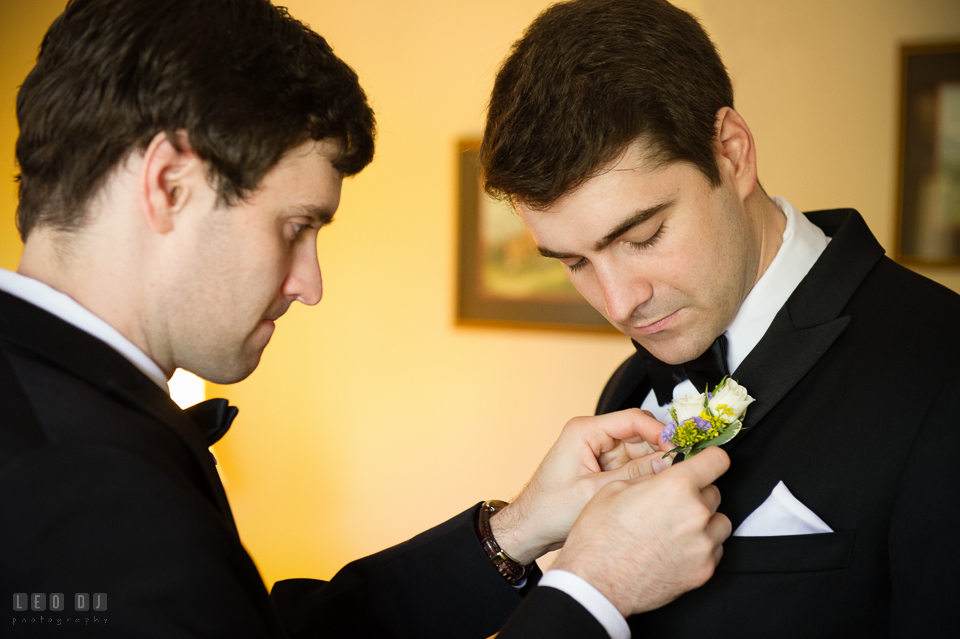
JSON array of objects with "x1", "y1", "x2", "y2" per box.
[
  {"x1": 292, "y1": 205, "x2": 336, "y2": 226},
  {"x1": 537, "y1": 199, "x2": 674, "y2": 259}
]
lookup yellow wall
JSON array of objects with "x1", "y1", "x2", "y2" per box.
[
  {"x1": 1, "y1": 0, "x2": 958, "y2": 589},
  {"x1": 0, "y1": 0, "x2": 65, "y2": 269},
  {"x1": 699, "y1": 0, "x2": 960, "y2": 291}
]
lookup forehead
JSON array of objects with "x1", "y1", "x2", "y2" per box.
[
  {"x1": 516, "y1": 144, "x2": 685, "y2": 238},
  {"x1": 243, "y1": 139, "x2": 344, "y2": 219}
]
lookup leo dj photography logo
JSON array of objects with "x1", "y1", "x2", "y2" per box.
[{"x1": 12, "y1": 593, "x2": 108, "y2": 629}]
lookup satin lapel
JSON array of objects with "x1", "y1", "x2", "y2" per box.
[
  {"x1": 725, "y1": 209, "x2": 885, "y2": 451},
  {"x1": 730, "y1": 311, "x2": 849, "y2": 440},
  {"x1": 0, "y1": 291, "x2": 237, "y2": 532}
]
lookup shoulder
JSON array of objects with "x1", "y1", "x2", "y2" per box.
[
  {"x1": 1, "y1": 444, "x2": 281, "y2": 636},
  {"x1": 849, "y1": 256, "x2": 960, "y2": 351},
  {"x1": 862, "y1": 256, "x2": 960, "y2": 309},
  {"x1": 1, "y1": 445, "x2": 235, "y2": 571},
  {"x1": 802, "y1": 208, "x2": 960, "y2": 355},
  {"x1": 0, "y1": 330, "x2": 218, "y2": 482}
]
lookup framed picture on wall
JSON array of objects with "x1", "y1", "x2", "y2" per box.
[
  {"x1": 895, "y1": 41, "x2": 960, "y2": 265},
  {"x1": 455, "y1": 139, "x2": 615, "y2": 332}
]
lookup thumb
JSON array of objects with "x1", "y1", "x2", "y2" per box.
[
  {"x1": 607, "y1": 450, "x2": 674, "y2": 480},
  {"x1": 663, "y1": 446, "x2": 730, "y2": 486}
]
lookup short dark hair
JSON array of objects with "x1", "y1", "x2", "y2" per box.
[
  {"x1": 15, "y1": 0, "x2": 375, "y2": 240},
  {"x1": 482, "y1": 0, "x2": 732, "y2": 208}
]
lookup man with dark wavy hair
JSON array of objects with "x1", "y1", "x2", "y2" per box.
[
  {"x1": 484, "y1": 0, "x2": 958, "y2": 636},
  {"x1": 1, "y1": 1, "x2": 734, "y2": 637}
]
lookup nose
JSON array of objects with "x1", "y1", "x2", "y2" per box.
[
  {"x1": 283, "y1": 242, "x2": 323, "y2": 306},
  {"x1": 595, "y1": 262, "x2": 651, "y2": 325}
]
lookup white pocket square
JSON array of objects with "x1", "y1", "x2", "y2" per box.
[{"x1": 733, "y1": 481, "x2": 833, "y2": 537}]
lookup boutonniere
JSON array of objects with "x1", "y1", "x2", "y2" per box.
[{"x1": 660, "y1": 377, "x2": 755, "y2": 458}]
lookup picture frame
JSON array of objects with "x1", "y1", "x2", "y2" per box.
[
  {"x1": 895, "y1": 41, "x2": 960, "y2": 265},
  {"x1": 455, "y1": 139, "x2": 616, "y2": 332}
]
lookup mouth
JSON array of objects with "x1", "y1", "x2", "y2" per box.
[
  {"x1": 263, "y1": 304, "x2": 290, "y2": 324},
  {"x1": 258, "y1": 309, "x2": 286, "y2": 334},
  {"x1": 631, "y1": 309, "x2": 680, "y2": 335}
]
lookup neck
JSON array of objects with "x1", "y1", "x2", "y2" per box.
[
  {"x1": 748, "y1": 188, "x2": 787, "y2": 287},
  {"x1": 18, "y1": 225, "x2": 170, "y2": 377}
]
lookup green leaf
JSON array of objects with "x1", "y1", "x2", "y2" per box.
[
  {"x1": 685, "y1": 420, "x2": 743, "y2": 457},
  {"x1": 662, "y1": 446, "x2": 691, "y2": 459}
]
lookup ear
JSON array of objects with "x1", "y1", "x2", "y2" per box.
[
  {"x1": 138, "y1": 131, "x2": 204, "y2": 234},
  {"x1": 714, "y1": 107, "x2": 758, "y2": 201}
]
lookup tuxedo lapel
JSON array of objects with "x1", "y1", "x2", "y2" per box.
[
  {"x1": 730, "y1": 312, "x2": 848, "y2": 437},
  {"x1": 0, "y1": 291, "x2": 237, "y2": 532},
  {"x1": 725, "y1": 210, "x2": 885, "y2": 449}
]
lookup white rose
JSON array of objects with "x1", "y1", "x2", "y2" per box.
[
  {"x1": 671, "y1": 393, "x2": 707, "y2": 423},
  {"x1": 707, "y1": 378, "x2": 755, "y2": 419}
]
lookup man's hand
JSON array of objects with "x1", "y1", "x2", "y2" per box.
[
  {"x1": 553, "y1": 446, "x2": 732, "y2": 617},
  {"x1": 490, "y1": 408, "x2": 670, "y2": 564}
]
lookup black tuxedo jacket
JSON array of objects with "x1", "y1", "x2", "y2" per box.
[
  {"x1": 597, "y1": 209, "x2": 960, "y2": 637},
  {"x1": 0, "y1": 290, "x2": 607, "y2": 638}
]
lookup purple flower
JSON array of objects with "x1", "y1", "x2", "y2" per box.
[
  {"x1": 661, "y1": 415, "x2": 713, "y2": 446},
  {"x1": 661, "y1": 421, "x2": 678, "y2": 444},
  {"x1": 689, "y1": 416, "x2": 712, "y2": 431}
]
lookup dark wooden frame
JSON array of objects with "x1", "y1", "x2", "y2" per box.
[
  {"x1": 455, "y1": 140, "x2": 616, "y2": 332},
  {"x1": 894, "y1": 41, "x2": 960, "y2": 266}
]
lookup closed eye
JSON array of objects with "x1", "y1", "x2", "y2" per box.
[
  {"x1": 564, "y1": 224, "x2": 665, "y2": 272},
  {"x1": 625, "y1": 223, "x2": 665, "y2": 250},
  {"x1": 289, "y1": 221, "x2": 318, "y2": 240}
]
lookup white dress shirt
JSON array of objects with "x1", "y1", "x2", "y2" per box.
[{"x1": 0, "y1": 268, "x2": 168, "y2": 390}]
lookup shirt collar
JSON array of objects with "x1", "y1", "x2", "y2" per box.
[
  {"x1": 0, "y1": 268, "x2": 169, "y2": 391},
  {"x1": 724, "y1": 196, "x2": 829, "y2": 374}
]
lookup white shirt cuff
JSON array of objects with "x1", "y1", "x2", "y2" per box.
[{"x1": 538, "y1": 569, "x2": 630, "y2": 639}]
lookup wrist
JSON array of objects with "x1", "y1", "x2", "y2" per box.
[
  {"x1": 552, "y1": 553, "x2": 632, "y2": 618},
  {"x1": 477, "y1": 500, "x2": 531, "y2": 585},
  {"x1": 488, "y1": 501, "x2": 549, "y2": 566}
]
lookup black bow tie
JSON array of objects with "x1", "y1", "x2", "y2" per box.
[
  {"x1": 634, "y1": 334, "x2": 730, "y2": 406},
  {"x1": 184, "y1": 398, "x2": 239, "y2": 447}
]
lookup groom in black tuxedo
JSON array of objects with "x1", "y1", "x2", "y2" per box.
[
  {"x1": 1, "y1": 0, "x2": 733, "y2": 637},
  {"x1": 482, "y1": 0, "x2": 960, "y2": 636}
]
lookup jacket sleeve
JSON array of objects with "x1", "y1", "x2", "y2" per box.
[
  {"x1": 271, "y1": 506, "x2": 609, "y2": 639},
  {"x1": 272, "y1": 504, "x2": 539, "y2": 639},
  {"x1": 496, "y1": 586, "x2": 610, "y2": 639}
]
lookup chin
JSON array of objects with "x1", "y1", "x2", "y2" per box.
[
  {"x1": 195, "y1": 353, "x2": 262, "y2": 385},
  {"x1": 636, "y1": 336, "x2": 709, "y2": 365},
  {"x1": 230, "y1": 355, "x2": 263, "y2": 384}
]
